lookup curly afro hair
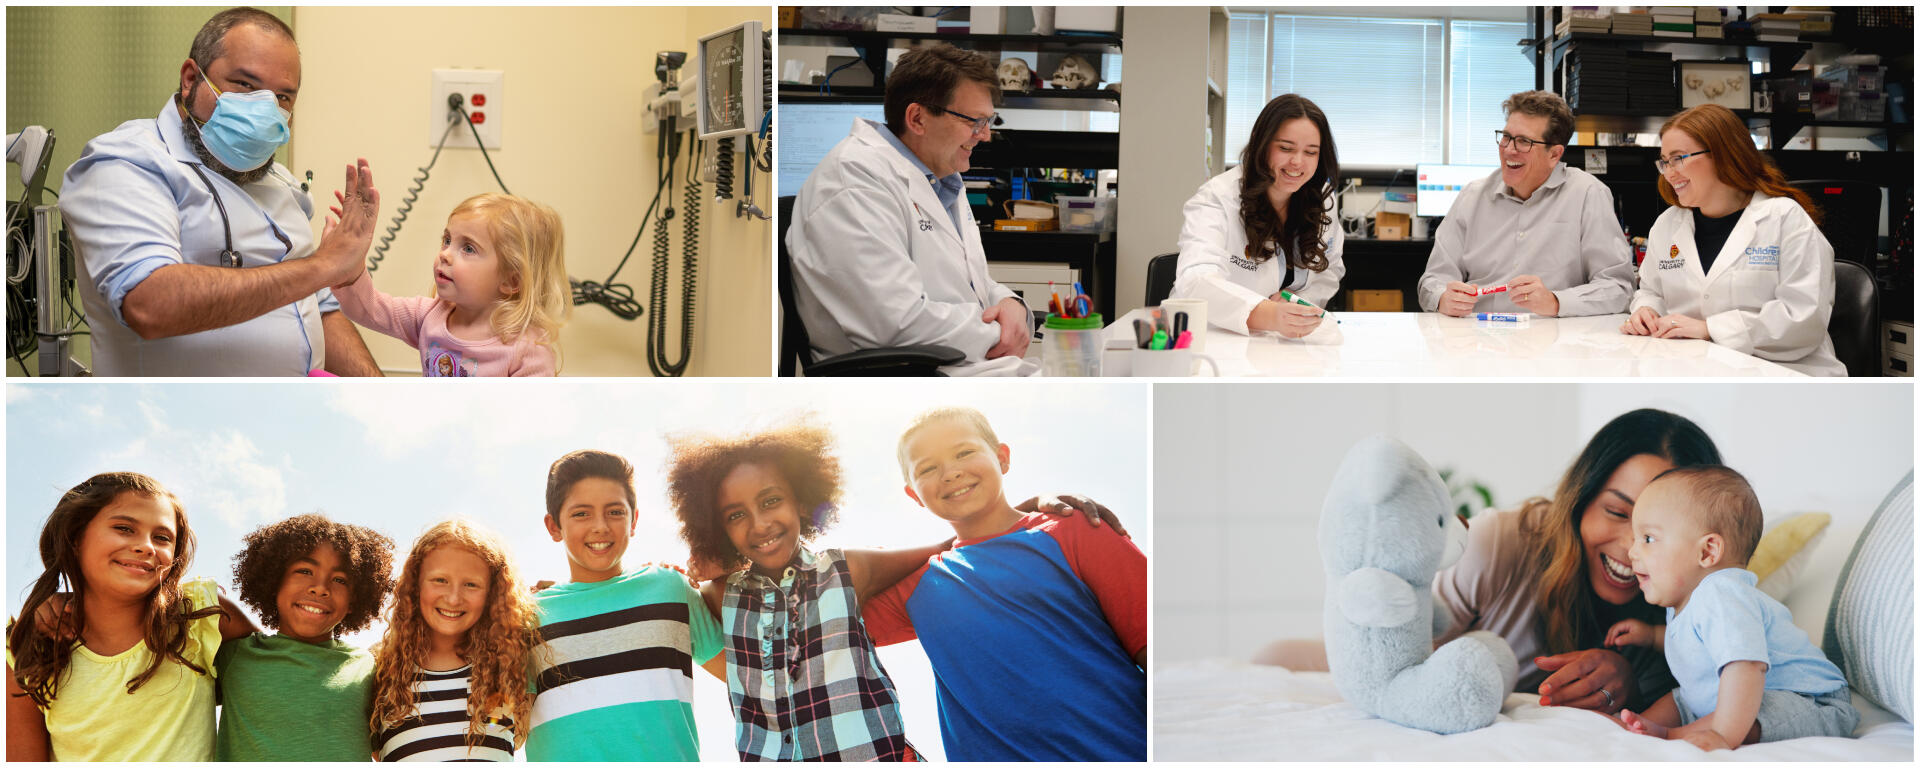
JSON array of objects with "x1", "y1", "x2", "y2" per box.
[
  {"x1": 666, "y1": 418, "x2": 844, "y2": 572},
  {"x1": 233, "y1": 513, "x2": 396, "y2": 637}
]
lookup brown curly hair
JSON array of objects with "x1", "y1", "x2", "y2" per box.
[
  {"x1": 666, "y1": 418, "x2": 845, "y2": 572},
  {"x1": 1238, "y1": 94, "x2": 1339, "y2": 271},
  {"x1": 8, "y1": 473, "x2": 220, "y2": 707},
  {"x1": 232, "y1": 513, "x2": 395, "y2": 637},
  {"x1": 371, "y1": 519, "x2": 542, "y2": 750}
]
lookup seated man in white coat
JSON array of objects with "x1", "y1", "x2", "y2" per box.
[
  {"x1": 787, "y1": 43, "x2": 1035, "y2": 376},
  {"x1": 1419, "y1": 90, "x2": 1634, "y2": 318}
]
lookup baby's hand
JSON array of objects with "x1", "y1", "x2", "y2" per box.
[
  {"x1": 1605, "y1": 618, "x2": 1655, "y2": 648},
  {"x1": 1619, "y1": 709, "x2": 1669, "y2": 738}
]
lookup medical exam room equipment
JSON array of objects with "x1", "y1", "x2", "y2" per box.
[{"x1": 6, "y1": 126, "x2": 87, "y2": 376}]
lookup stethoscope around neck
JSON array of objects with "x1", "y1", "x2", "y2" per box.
[{"x1": 184, "y1": 160, "x2": 293, "y2": 269}]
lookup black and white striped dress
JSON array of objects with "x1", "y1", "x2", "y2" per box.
[{"x1": 373, "y1": 666, "x2": 516, "y2": 762}]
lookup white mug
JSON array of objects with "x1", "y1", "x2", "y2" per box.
[
  {"x1": 1156, "y1": 298, "x2": 1208, "y2": 352},
  {"x1": 1131, "y1": 347, "x2": 1218, "y2": 377}
]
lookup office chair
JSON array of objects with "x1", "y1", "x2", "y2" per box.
[
  {"x1": 776, "y1": 195, "x2": 964, "y2": 376},
  {"x1": 1791, "y1": 179, "x2": 1881, "y2": 268},
  {"x1": 1145, "y1": 252, "x2": 1179, "y2": 306},
  {"x1": 1829, "y1": 259, "x2": 1881, "y2": 377}
]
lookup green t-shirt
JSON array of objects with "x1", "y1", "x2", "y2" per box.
[
  {"x1": 526, "y1": 566, "x2": 723, "y2": 761},
  {"x1": 215, "y1": 632, "x2": 375, "y2": 761}
]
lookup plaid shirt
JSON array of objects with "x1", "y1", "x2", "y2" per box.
[{"x1": 722, "y1": 547, "x2": 919, "y2": 761}]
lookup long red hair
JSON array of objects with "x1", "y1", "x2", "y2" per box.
[{"x1": 1656, "y1": 104, "x2": 1821, "y2": 225}]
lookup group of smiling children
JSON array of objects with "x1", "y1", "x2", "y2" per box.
[{"x1": 6, "y1": 406, "x2": 1147, "y2": 762}]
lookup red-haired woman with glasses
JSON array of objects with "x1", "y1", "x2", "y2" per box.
[{"x1": 1623, "y1": 104, "x2": 1843, "y2": 376}]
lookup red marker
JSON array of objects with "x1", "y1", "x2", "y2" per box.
[{"x1": 1476, "y1": 284, "x2": 1510, "y2": 296}]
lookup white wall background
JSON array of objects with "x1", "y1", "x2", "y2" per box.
[{"x1": 1155, "y1": 382, "x2": 1914, "y2": 663}]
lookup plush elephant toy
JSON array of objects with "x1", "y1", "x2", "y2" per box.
[{"x1": 1320, "y1": 435, "x2": 1518, "y2": 734}]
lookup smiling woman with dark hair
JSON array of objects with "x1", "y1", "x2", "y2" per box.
[{"x1": 1172, "y1": 94, "x2": 1346, "y2": 338}]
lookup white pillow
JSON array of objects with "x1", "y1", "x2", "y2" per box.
[{"x1": 1822, "y1": 471, "x2": 1914, "y2": 722}]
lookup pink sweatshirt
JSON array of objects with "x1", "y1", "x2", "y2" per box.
[{"x1": 332, "y1": 272, "x2": 555, "y2": 377}]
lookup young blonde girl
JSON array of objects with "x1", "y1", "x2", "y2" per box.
[
  {"x1": 331, "y1": 193, "x2": 570, "y2": 376},
  {"x1": 371, "y1": 519, "x2": 540, "y2": 761},
  {"x1": 5, "y1": 472, "x2": 250, "y2": 761}
]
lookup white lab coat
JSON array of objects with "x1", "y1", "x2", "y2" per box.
[
  {"x1": 786, "y1": 118, "x2": 1032, "y2": 376},
  {"x1": 1631, "y1": 192, "x2": 1843, "y2": 376},
  {"x1": 1171, "y1": 167, "x2": 1345, "y2": 334}
]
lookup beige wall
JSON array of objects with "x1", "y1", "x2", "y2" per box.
[{"x1": 290, "y1": 6, "x2": 771, "y2": 376}]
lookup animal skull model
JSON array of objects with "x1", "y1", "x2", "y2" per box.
[
  {"x1": 998, "y1": 58, "x2": 1034, "y2": 92},
  {"x1": 1050, "y1": 54, "x2": 1098, "y2": 90}
]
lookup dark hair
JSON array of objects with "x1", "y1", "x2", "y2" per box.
[
  {"x1": 1237, "y1": 94, "x2": 1340, "y2": 271},
  {"x1": 666, "y1": 419, "x2": 844, "y2": 572},
  {"x1": 1656, "y1": 104, "x2": 1822, "y2": 225},
  {"x1": 189, "y1": 7, "x2": 296, "y2": 72},
  {"x1": 884, "y1": 43, "x2": 1001, "y2": 135},
  {"x1": 233, "y1": 513, "x2": 395, "y2": 637},
  {"x1": 1649, "y1": 465, "x2": 1764, "y2": 565},
  {"x1": 1521, "y1": 408, "x2": 1722, "y2": 654},
  {"x1": 1502, "y1": 90, "x2": 1575, "y2": 148},
  {"x1": 545, "y1": 450, "x2": 638, "y2": 524},
  {"x1": 8, "y1": 473, "x2": 218, "y2": 706}
]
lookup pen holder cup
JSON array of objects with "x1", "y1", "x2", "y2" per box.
[
  {"x1": 1131, "y1": 348, "x2": 1219, "y2": 377},
  {"x1": 1042, "y1": 314, "x2": 1105, "y2": 377}
]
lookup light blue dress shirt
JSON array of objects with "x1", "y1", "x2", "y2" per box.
[
  {"x1": 875, "y1": 121, "x2": 967, "y2": 235},
  {"x1": 60, "y1": 97, "x2": 336, "y2": 376},
  {"x1": 1665, "y1": 568, "x2": 1847, "y2": 717}
]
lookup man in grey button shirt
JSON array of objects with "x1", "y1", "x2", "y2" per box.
[{"x1": 1419, "y1": 90, "x2": 1634, "y2": 317}]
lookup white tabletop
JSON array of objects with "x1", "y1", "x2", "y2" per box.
[{"x1": 1103, "y1": 309, "x2": 1804, "y2": 377}]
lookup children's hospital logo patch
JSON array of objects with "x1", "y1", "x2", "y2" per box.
[{"x1": 1744, "y1": 245, "x2": 1780, "y2": 268}]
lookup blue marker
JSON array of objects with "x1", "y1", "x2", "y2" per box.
[{"x1": 1475, "y1": 312, "x2": 1529, "y2": 322}]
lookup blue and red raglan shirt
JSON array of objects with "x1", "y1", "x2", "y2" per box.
[{"x1": 861, "y1": 511, "x2": 1147, "y2": 761}]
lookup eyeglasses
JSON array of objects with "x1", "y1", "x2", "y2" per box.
[
  {"x1": 920, "y1": 103, "x2": 1000, "y2": 134},
  {"x1": 1655, "y1": 149, "x2": 1710, "y2": 174},
  {"x1": 1493, "y1": 130, "x2": 1552, "y2": 152}
]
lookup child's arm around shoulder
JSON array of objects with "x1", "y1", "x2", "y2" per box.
[
  {"x1": 215, "y1": 584, "x2": 260, "y2": 641},
  {"x1": 846, "y1": 541, "x2": 950, "y2": 607},
  {"x1": 1050, "y1": 514, "x2": 1148, "y2": 667}
]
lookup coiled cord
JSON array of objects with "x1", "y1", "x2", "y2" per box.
[
  {"x1": 644, "y1": 131, "x2": 699, "y2": 377},
  {"x1": 370, "y1": 99, "x2": 508, "y2": 273},
  {"x1": 713, "y1": 137, "x2": 735, "y2": 200}
]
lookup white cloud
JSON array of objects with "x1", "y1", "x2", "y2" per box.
[
  {"x1": 96, "y1": 398, "x2": 290, "y2": 529},
  {"x1": 6, "y1": 386, "x2": 30, "y2": 404}
]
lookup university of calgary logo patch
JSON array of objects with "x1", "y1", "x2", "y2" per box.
[{"x1": 1670, "y1": 244, "x2": 1680, "y2": 258}]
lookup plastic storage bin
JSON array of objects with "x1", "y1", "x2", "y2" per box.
[{"x1": 1056, "y1": 195, "x2": 1116, "y2": 234}]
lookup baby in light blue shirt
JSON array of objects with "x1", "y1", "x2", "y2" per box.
[{"x1": 1604, "y1": 465, "x2": 1856, "y2": 751}]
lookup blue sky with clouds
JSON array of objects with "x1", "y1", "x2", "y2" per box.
[{"x1": 6, "y1": 380, "x2": 1151, "y2": 760}]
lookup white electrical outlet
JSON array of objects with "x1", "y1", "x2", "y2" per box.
[{"x1": 429, "y1": 69, "x2": 502, "y2": 149}]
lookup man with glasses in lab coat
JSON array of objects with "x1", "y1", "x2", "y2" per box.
[
  {"x1": 786, "y1": 43, "x2": 1035, "y2": 376},
  {"x1": 1419, "y1": 90, "x2": 1634, "y2": 318}
]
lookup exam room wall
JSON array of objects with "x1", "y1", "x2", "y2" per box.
[
  {"x1": 1152, "y1": 383, "x2": 1915, "y2": 664},
  {"x1": 4, "y1": 6, "x2": 294, "y2": 376},
  {"x1": 290, "y1": 6, "x2": 773, "y2": 377}
]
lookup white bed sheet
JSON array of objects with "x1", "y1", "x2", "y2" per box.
[{"x1": 1154, "y1": 659, "x2": 1914, "y2": 761}]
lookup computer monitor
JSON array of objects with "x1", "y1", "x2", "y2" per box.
[
  {"x1": 1415, "y1": 163, "x2": 1496, "y2": 218},
  {"x1": 777, "y1": 102, "x2": 885, "y2": 197},
  {"x1": 696, "y1": 20, "x2": 765, "y2": 141}
]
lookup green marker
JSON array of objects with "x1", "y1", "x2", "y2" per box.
[
  {"x1": 1149, "y1": 330, "x2": 1169, "y2": 350},
  {"x1": 1279, "y1": 290, "x2": 1327, "y2": 318}
]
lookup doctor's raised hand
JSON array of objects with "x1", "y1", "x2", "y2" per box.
[
  {"x1": 981, "y1": 296, "x2": 1032, "y2": 359},
  {"x1": 317, "y1": 158, "x2": 381, "y2": 289}
]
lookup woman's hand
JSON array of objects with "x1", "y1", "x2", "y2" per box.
[
  {"x1": 1535, "y1": 648, "x2": 1635, "y2": 714},
  {"x1": 1652, "y1": 313, "x2": 1710, "y2": 340},
  {"x1": 1269, "y1": 300, "x2": 1324, "y2": 338},
  {"x1": 1621, "y1": 306, "x2": 1661, "y2": 335}
]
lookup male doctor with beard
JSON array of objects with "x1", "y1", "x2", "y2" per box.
[
  {"x1": 1419, "y1": 91, "x2": 1634, "y2": 318},
  {"x1": 786, "y1": 43, "x2": 1035, "y2": 376},
  {"x1": 60, "y1": 7, "x2": 380, "y2": 376},
  {"x1": 1623, "y1": 104, "x2": 1842, "y2": 376}
]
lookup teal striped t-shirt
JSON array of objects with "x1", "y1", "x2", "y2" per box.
[{"x1": 526, "y1": 566, "x2": 722, "y2": 761}]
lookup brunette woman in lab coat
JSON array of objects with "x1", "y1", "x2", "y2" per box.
[
  {"x1": 1623, "y1": 104, "x2": 1843, "y2": 376},
  {"x1": 1171, "y1": 94, "x2": 1345, "y2": 338}
]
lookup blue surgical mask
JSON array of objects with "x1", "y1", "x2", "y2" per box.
[{"x1": 191, "y1": 68, "x2": 291, "y2": 172}]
